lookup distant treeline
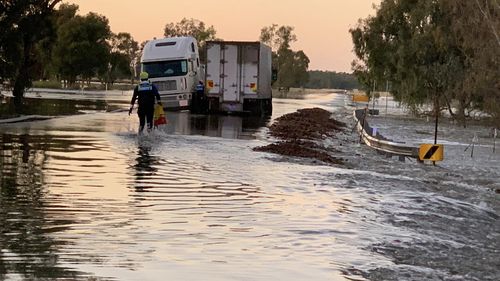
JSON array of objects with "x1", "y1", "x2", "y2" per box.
[
  {"x1": 1, "y1": 1, "x2": 311, "y2": 100},
  {"x1": 305, "y1": 71, "x2": 360, "y2": 90}
]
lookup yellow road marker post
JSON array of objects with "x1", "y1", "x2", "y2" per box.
[{"x1": 418, "y1": 144, "x2": 444, "y2": 163}]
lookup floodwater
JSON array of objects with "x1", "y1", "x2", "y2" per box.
[{"x1": 0, "y1": 92, "x2": 499, "y2": 281}]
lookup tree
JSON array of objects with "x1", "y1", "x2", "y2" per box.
[
  {"x1": 163, "y1": 18, "x2": 218, "y2": 63},
  {"x1": 441, "y1": 0, "x2": 500, "y2": 125},
  {"x1": 351, "y1": 1, "x2": 462, "y2": 117},
  {"x1": 260, "y1": 24, "x2": 309, "y2": 88},
  {"x1": 34, "y1": 3, "x2": 79, "y2": 81},
  {"x1": 52, "y1": 12, "x2": 111, "y2": 87},
  {"x1": 351, "y1": 0, "x2": 500, "y2": 127},
  {"x1": 0, "y1": 0, "x2": 62, "y2": 100},
  {"x1": 260, "y1": 24, "x2": 297, "y2": 51},
  {"x1": 54, "y1": 2, "x2": 79, "y2": 26},
  {"x1": 110, "y1": 32, "x2": 139, "y2": 82},
  {"x1": 163, "y1": 18, "x2": 218, "y2": 50},
  {"x1": 99, "y1": 32, "x2": 138, "y2": 86},
  {"x1": 306, "y1": 71, "x2": 360, "y2": 90}
]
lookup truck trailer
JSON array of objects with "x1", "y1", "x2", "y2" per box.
[
  {"x1": 141, "y1": 37, "x2": 202, "y2": 109},
  {"x1": 204, "y1": 41, "x2": 273, "y2": 115}
]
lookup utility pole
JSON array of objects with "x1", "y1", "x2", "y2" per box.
[
  {"x1": 494, "y1": 128, "x2": 497, "y2": 153},
  {"x1": 372, "y1": 80, "x2": 376, "y2": 114},
  {"x1": 385, "y1": 80, "x2": 389, "y2": 116},
  {"x1": 434, "y1": 94, "x2": 439, "y2": 145}
]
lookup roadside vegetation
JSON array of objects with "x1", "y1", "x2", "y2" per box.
[
  {"x1": 351, "y1": 0, "x2": 500, "y2": 127},
  {"x1": 0, "y1": 2, "x2": 352, "y2": 104},
  {"x1": 2, "y1": 1, "x2": 497, "y2": 128},
  {"x1": 306, "y1": 71, "x2": 360, "y2": 90},
  {"x1": 0, "y1": 3, "x2": 314, "y2": 104},
  {"x1": 31, "y1": 80, "x2": 135, "y2": 91},
  {"x1": 0, "y1": 2, "x2": 140, "y2": 100}
]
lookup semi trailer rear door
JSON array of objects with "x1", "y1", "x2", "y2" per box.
[
  {"x1": 206, "y1": 43, "x2": 221, "y2": 95},
  {"x1": 242, "y1": 45, "x2": 259, "y2": 95},
  {"x1": 222, "y1": 44, "x2": 240, "y2": 102}
]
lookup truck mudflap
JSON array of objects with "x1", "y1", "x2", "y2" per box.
[{"x1": 243, "y1": 98, "x2": 273, "y2": 116}]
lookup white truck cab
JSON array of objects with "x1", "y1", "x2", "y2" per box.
[{"x1": 141, "y1": 37, "x2": 201, "y2": 109}]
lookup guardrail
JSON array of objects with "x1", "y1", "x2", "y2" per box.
[{"x1": 354, "y1": 109, "x2": 419, "y2": 160}]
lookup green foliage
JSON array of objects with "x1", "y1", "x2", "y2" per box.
[
  {"x1": 52, "y1": 11, "x2": 112, "y2": 86},
  {"x1": 306, "y1": 71, "x2": 360, "y2": 90},
  {"x1": 32, "y1": 80, "x2": 62, "y2": 89},
  {"x1": 0, "y1": 0, "x2": 62, "y2": 98},
  {"x1": 111, "y1": 32, "x2": 139, "y2": 80},
  {"x1": 440, "y1": 1, "x2": 500, "y2": 125},
  {"x1": 0, "y1": 1, "x2": 143, "y2": 104},
  {"x1": 100, "y1": 32, "x2": 138, "y2": 85},
  {"x1": 100, "y1": 52, "x2": 131, "y2": 86},
  {"x1": 162, "y1": 18, "x2": 218, "y2": 63},
  {"x1": 260, "y1": 24, "x2": 297, "y2": 51},
  {"x1": 163, "y1": 18, "x2": 218, "y2": 48},
  {"x1": 260, "y1": 24, "x2": 310, "y2": 88},
  {"x1": 351, "y1": 0, "x2": 500, "y2": 125}
]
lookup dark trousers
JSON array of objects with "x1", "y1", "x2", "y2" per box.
[
  {"x1": 138, "y1": 106, "x2": 154, "y2": 132},
  {"x1": 191, "y1": 91, "x2": 206, "y2": 113}
]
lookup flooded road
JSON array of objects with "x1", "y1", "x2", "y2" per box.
[{"x1": 0, "y1": 93, "x2": 499, "y2": 280}]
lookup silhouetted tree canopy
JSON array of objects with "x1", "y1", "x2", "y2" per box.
[{"x1": 0, "y1": 0, "x2": 62, "y2": 99}]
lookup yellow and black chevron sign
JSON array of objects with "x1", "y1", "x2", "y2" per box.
[{"x1": 419, "y1": 144, "x2": 444, "y2": 161}]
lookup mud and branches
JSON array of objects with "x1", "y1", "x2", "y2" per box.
[{"x1": 254, "y1": 108, "x2": 346, "y2": 165}]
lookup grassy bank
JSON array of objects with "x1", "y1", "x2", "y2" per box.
[
  {"x1": 33, "y1": 80, "x2": 62, "y2": 89},
  {"x1": 32, "y1": 80, "x2": 135, "y2": 91}
]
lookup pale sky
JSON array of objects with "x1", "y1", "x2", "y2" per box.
[{"x1": 68, "y1": 0, "x2": 380, "y2": 72}]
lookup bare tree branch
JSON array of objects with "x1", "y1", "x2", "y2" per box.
[
  {"x1": 493, "y1": 0, "x2": 500, "y2": 10},
  {"x1": 48, "y1": 0, "x2": 63, "y2": 10},
  {"x1": 474, "y1": 0, "x2": 500, "y2": 47}
]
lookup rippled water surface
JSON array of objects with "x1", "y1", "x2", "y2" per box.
[{"x1": 1, "y1": 93, "x2": 499, "y2": 280}]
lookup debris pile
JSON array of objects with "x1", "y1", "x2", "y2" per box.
[{"x1": 254, "y1": 108, "x2": 345, "y2": 165}]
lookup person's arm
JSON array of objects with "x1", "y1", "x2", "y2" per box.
[
  {"x1": 129, "y1": 87, "x2": 138, "y2": 115},
  {"x1": 152, "y1": 84, "x2": 161, "y2": 104}
]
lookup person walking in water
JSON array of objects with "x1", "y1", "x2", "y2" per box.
[
  {"x1": 191, "y1": 80, "x2": 205, "y2": 113},
  {"x1": 129, "y1": 72, "x2": 161, "y2": 133}
]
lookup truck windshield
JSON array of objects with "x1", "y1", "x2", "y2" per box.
[{"x1": 142, "y1": 60, "x2": 188, "y2": 78}]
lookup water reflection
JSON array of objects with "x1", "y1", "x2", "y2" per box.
[
  {"x1": 1, "y1": 94, "x2": 363, "y2": 280},
  {"x1": 0, "y1": 133, "x2": 83, "y2": 279},
  {"x1": 1, "y1": 93, "x2": 496, "y2": 280},
  {"x1": 0, "y1": 97, "x2": 112, "y2": 117},
  {"x1": 164, "y1": 112, "x2": 270, "y2": 139},
  {"x1": 132, "y1": 145, "x2": 160, "y2": 192}
]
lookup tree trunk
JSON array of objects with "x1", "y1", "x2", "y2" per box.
[
  {"x1": 434, "y1": 94, "x2": 439, "y2": 145},
  {"x1": 13, "y1": 76, "x2": 27, "y2": 100},
  {"x1": 457, "y1": 99, "x2": 467, "y2": 128},
  {"x1": 13, "y1": 39, "x2": 32, "y2": 100}
]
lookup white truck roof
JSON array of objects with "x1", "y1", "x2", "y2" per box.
[{"x1": 141, "y1": 37, "x2": 198, "y2": 63}]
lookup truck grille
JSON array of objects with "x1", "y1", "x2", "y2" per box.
[{"x1": 153, "y1": 80, "x2": 177, "y2": 91}]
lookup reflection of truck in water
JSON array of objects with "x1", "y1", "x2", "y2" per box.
[
  {"x1": 162, "y1": 112, "x2": 268, "y2": 139},
  {"x1": 204, "y1": 41, "x2": 273, "y2": 115},
  {"x1": 141, "y1": 37, "x2": 201, "y2": 109}
]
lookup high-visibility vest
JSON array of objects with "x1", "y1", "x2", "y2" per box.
[
  {"x1": 196, "y1": 84, "x2": 204, "y2": 92},
  {"x1": 138, "y1": 81, "x2": 153, "y2": 92}
]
